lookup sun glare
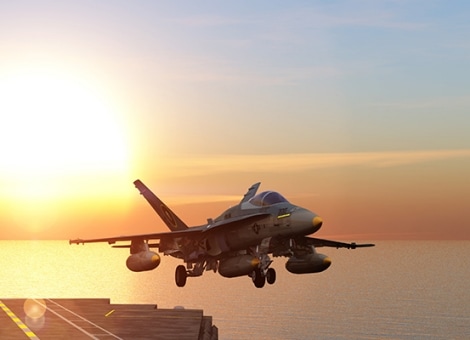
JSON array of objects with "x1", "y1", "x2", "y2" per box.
[
  {"x1": 0, "y1": 67, "x2": 132, "y2": 233},
  {"x1": 0, "y1": 70, "x2": 129, "y2": 175}
]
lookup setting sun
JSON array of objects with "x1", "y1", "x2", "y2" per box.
[
  {"x1": 0, "y1": 66, "x2": 133, "y2": 233},
  {"x1": 0, "y1": 68, "x2": 129, "y2": 175}
]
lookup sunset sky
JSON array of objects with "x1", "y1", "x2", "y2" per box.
[{"x1": 0, "y1": 1, "x2": 469, "y2": 240}]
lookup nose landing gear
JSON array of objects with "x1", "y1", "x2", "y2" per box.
[{"x1": 251, "y1": 267, "x2": 276, "y2": 288}]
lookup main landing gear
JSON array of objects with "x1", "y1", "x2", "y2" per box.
[
  {"x1": 251, "y1": 267, "x2": 276, "y2": 288},
  {"x1": 250, "y1": 250, "x2": 276, "y2": 288}
]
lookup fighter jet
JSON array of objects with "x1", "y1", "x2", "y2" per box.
[{"x1": 70, "y1": 180, "x2": 374, "y2": 288}]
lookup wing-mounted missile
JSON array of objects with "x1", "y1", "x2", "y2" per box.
[
  {"x1": 285, "y1": 253, "x2": 331, "y2": 274},
  {"x1": 125, "y1": 238, "x2": 161, "y2": 272},
  {"x1": 126, "y1": 250, "x2": 161, "y2": 272}
]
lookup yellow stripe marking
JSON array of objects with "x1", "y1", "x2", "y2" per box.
[
  {"x1": 0, "y1": 300, "x2": 40, "y2": 339},
  {"x1": 105, "y1": 309, "x2": 115, "y2": 317},
  {"x1": 277, "y1": 213, "x2": 291, "y2": 219}
]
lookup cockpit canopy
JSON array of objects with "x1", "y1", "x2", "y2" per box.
[{"x1": 249, "y1": 191, "x2": 289, "y2": 206}]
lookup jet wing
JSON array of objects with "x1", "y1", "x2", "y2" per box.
[
  {"x1": 69, "y1": 227, "x2": 206, "y2": 245},
  {"x1": 69, "y1": 213, "x2": 270, "y2": 245},
  {"x1": 301, "y1": 236, "x2": 375, "y2": 249}
]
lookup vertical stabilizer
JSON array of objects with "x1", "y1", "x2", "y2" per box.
[
  {"x1": 240, "y1": 182, "x2": 261, "y2": 204},
  {"x1": 133, "y1": 180, "x2": 189, "y2": 231}
]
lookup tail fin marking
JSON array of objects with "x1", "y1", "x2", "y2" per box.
[{"x1": 133, "y1": 180, "x2": 189, "y2": 231}]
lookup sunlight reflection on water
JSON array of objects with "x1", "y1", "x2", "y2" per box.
[{"x1": 0, "y1": 241, "x2": 468, "y2": 339}]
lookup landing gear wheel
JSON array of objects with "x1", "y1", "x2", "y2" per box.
[
  {"x1": 266, "y1": 268, "x2": 276, "y2": 285},
  {"x1": 252, "y1": 268, "x2": 266, "y2": 288},
  {"x1": 175, "y1": 265, "x2": 187, "y2": 287}
]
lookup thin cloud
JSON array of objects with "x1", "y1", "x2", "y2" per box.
[
  {"x1": 370, "y1": 95, "x2": 470, "y2": 110},
  {"x1": 168, "y1": 64, "x2": 342, "y2": 86},
  {"x1": 166, "y1": 14, "x2": 241, "y2": 28},
  {"x1": 165, "y1": 195, "x2": 241, "y2": 205},
  {"x1": 290, "y1": 4, "x2": 428, "y2": 31},
  {"x1": 162, "y1": 149, "x2": 470, "y2": 177}
]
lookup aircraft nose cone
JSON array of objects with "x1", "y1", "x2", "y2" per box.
[
  {"x1": 312, "y1": 216, "x2": 323, "y2": 230},
  {"x1": 291, "y1": 209, "x2": 322, "y2": 234}
]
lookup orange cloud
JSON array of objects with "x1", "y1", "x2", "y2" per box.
[{"x1": 158, "y1": 149, "x2": 470, "y2": 177}]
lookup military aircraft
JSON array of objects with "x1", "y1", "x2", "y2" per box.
[{"x1": 70, "y1": 180, "x2": 374, "y2": 288}]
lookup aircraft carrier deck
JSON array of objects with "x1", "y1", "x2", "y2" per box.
[{"x1": 0, "y1": 298, "x2": 218, "y2": 339}]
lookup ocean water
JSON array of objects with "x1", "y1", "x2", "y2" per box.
[{"x1": 0, "y1": 240, "x2": 468, "y2": 339}]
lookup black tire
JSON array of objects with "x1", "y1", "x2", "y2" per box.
[
  {"x1": 175, "y1": 265, "x2": 187, "y2": 287},
  {"x1": 266, "y1": 268, "x2": 276, "y2": 285},
  {"x1": 252, "y1": 268, "x2": 265, "y2": 288}
]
